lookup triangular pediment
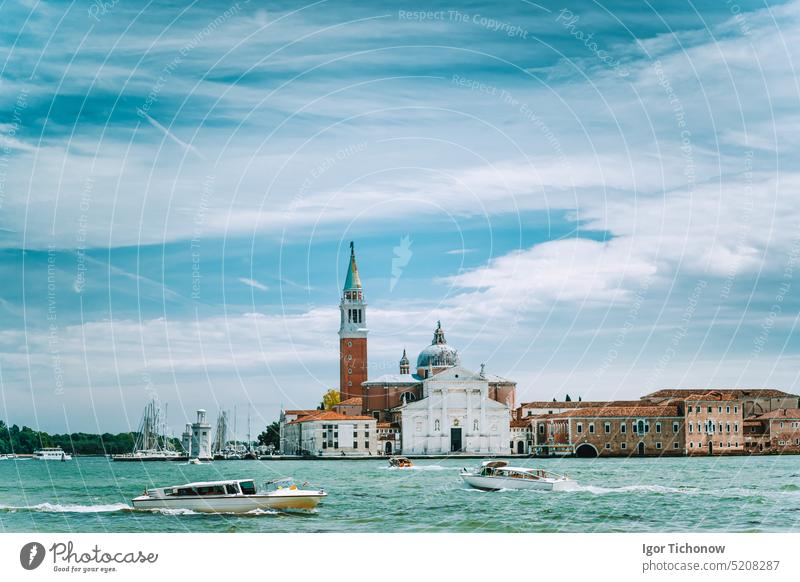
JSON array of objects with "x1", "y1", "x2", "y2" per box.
[{"x1": 426, "y1": 365, "x2": 484, "y2": 382}]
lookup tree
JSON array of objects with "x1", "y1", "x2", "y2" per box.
[
  {"x1": 257, "y1": 421, "x2": 280, "y2": 450},
  {"x1": 565, "y1": 394, "x2": 572, "y2": 402},
  {"x1": 321, "y1": 389, "x2": 341, "y2": 410}
]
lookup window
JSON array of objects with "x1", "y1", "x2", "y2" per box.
[
  {"x1": 718, "y1": 406, "x2": 722, "y2": 413},
  {"x1": 577, "y1": 423, "x2": 583, "y2": 434},
  {"x1": 690, "y1": 442, "x2": 694, "y2": 448},
  {"x1": 353, "y1": 442, "x2": 358, "y2": 449},
  {"x1": 364, "y1": 442, "x2": 369, "y2": 449},
  {"x1": 687, "y1": 407, "x2": 691, "y2": 414},
  {"x1": 656, "y1": 423, "x2": 662, "y2": 434},
  {"x1": 656, "y1": 442, "x2": 662, "y2": 449},
  {"x1": 673, "y1": 422, "x2": 679, "y2": 433},
  {"x1": 434, "y1": 419, "x2": 440, "y2": 431},
  {"x1": 605, "y1": 443, "x2": 611, "y2": 449},
  {"x1": 621, "y1": 442, "x2": 627, "y2": 449},
  {"x1": 527, "y1": 411, "x2": 533, "y2": 416},
  {"x1": 689, "y1": 424, "x2": 693, "y2": 433},
  {"x1": 347, "y1": 341, "x2": 352, "y2": 347},
  {"x1": 473, "y1": 420, "x2": 479, "y2": 431},
  {"x1": 632, "y1": 423, "x2": 638, "y2": 435},
  {"x1": 539, "y1": 425, "x2": 544, "y2": 434},
  {"x1": 726, "y1": 406, "x2": 730, "y2": 414},
  {"x1": 726, "y1": 423, "x2": 730, "y2": 433},
  {"x1": 696, "y1": 405, "x2": 700, "y2": 413},
  {"x1": 673, "y1": 442, "x2": 679, "y2": 449},
  {"x1": 734, "y1": 406, "x2": 738, "y2": 413},
  {"x1": 604, "y1": 422, "x2": 611, "y2": 434},
  {"x1": 620, "y1": 423, "x2": 626, "y2": 434},
  {"x1": 780, "y1": 422, "x2": 785, "y2": 429},
  {"x1": 708, "y1": 406, "x2": 712, "y2": 413},
  {"x1": 589, "y1": 423, "x2": 595, "y2": 434}
]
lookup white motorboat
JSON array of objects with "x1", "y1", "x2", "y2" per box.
[
  {"x1": 460, "y1": 460, "x2": 577, "y2": 491},
  {"x1": 33, "y1": 447, "x2": 72, "y2": 461},
  {"x1": 131, "y1": 478, "x2": 326, "y2": 513}
]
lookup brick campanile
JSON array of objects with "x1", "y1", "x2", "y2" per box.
[{"x1": 339, "y1": 241, "x2": 368, "y2": 401}]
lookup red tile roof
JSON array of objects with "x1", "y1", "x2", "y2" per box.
[
  {"x1": 519, "y1": 400, "x2": 644, "y2": 409},
  {"x1": 283, "y1": 409, "x2": 318, "y2": 417},
  {"x1": 753, "y1": 408, "x2": 800, "y2": 420},
  {"x1": 547, "y1": 405, "x2": 682, "y2": 419},
  {"x1": 645, "y1": 388, "x2": 794, "y2": 399},
  {"x1": 287, "y1": 410, "x2": 375, "y2": 425},
  {"x1": 337, "y1": 397, "x2": 363, "y2": 406}
]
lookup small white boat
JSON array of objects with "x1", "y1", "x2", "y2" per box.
[
  {"x1": 460, "y1": 460, "x2": 576, "y2": 491},
  {"x1": 131, "y1": 478, "x2": 326, "y2": 513},
  {"x1": 188, "y1": 458, "x2": 203, "y2": 465},
  {"x1": 33, "y1": 447, "x2": 72, "y2": 461}
]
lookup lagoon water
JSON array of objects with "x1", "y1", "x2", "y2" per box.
[{"x1": 1, "y1": 456, "x2": 799, "y2": 533}]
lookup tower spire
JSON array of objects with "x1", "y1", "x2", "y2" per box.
[{"x1": 344, "y1": 241, "x2": 362, "y2": 290}]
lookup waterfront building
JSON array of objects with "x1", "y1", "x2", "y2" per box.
[
  {"x1": 682, "y1": 391, "x2": 744, "y2": 455},
  {"x1": 282, "y1": 410, "x2": 377, "y2": 456},
  {"x1": 510, "y1": 418, "x2": 533, "y2": 454},
  {"x1": 339, "y1": 242, "x2": 368, "y2": 402},
  {"x1": 377, "y1": 422, "x2": 401, "y2": 455},
  {"x1": 744, "y1": 408, "x2": 800, "y2": 453},
  {"x1": 190, "y1": 409, "x2": 212, "y2": 460},
  {"x1": 532, "y1": 405, "x2": 685, "y2": 457},
  {"x1": 278, "y1": 409, "x2": 318, "y2": 454}
]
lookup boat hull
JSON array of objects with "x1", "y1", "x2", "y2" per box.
[
  {"x1": 460, "y1": 473, "x2": 575, "y2": 491},
  {"x1": 132, "y1": 492, "x2": 326, "y2": 513}
]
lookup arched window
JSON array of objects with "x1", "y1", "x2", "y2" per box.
[
  {"x1": 434, "y1": 419, "x2": 440, "y2": 431},
  {"x1": 473, "y1": 420, "x2": 479, "y2": 431},
  {"x1": 400, "y1": 392, "x2": 416, "y2": 404}
]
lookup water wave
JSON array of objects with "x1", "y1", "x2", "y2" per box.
[
  {"x1": 381, "y1": 465, "x2": 448, "y2": 471},
  {"x1": 0, "y1": 502, "x2": 131, "y2": 513},
  {"x1": 570, "y1": 484, "x2": 698, "y2": 495}
]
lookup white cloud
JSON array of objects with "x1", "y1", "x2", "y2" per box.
[{"x1": 238, "y1": 277, "x2": 268, "y2": 291}]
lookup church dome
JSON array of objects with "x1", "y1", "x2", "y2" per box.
[{"x1": 416, "y1": 321, "x2": 460, "y2": 369}]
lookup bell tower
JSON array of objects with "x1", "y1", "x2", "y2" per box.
[{"x1": 339, "y1": 241, "x2": 368, "y2": 401}]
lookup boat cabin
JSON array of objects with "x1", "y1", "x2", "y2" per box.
[
  {"x1": 476, "y1": 461, "x2": 559, "y2": 481},
  {"x1": 146, "y1": 480, "x2": 257, "y2": 498}
]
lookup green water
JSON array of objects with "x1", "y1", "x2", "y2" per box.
[{"x1": 1, "y1": 456, "x2": 799, "y2": 532}]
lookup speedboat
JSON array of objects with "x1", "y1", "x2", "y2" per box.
[
  {"x1": 460, "y1": 460, "x2": 577, "y2": 491},
  {"x1": 188, "y1": 458, "x2": 203, "y2": 465},
  {"x1": 131, "y1": 478, "x2": 326, "y2": 513},
  {"x1": 388, "y1": 456, "x2": 413, "y2": 468},
  {"x1": 33, "y1": 447, "x2": 72, "y2": 461}
]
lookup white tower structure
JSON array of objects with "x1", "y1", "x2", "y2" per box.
[{"x1": 191, "y1": 409, "x2": 212, "y2": 460}]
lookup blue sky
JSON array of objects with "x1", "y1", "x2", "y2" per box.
[{"x1": 1, "y1": 0, "x2": 800, "y2": 436}]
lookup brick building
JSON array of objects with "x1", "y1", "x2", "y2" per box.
[
  {"x1": 532, "y1": 405, "x2": 685, "y2": 457},
  {"x1": 683, "y1": 391, "x2": 744, "y2": 455}
]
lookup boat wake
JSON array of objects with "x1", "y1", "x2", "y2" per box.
[
  {"x1": 0, "y1": 502, "x2": 131, "y2": 514},
  {"x1": 381, "y1": 465, "x2": 448, "y2": 471},
  {"x1": 569, "y1": 484, "x2": 699, "y2": 495}
]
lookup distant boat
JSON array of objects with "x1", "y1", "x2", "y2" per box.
[
  {"x1": 33, "y1": 447, "x2": 72, "y2": 461},
  {"x1": 131, "y1": 478, "x2": 326, "y2": 513},
  {"x1": 388, "y1": 456, "x2": 413, "y2": 468},
  {"x1": 112, "y1": 400, "x2": 187, "y2": 462}
]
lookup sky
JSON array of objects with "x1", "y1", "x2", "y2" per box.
[{"x1": 1, "y1": 0, "x2": 799, "y2": 437}]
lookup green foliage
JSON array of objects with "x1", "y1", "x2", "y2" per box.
[
  {"x1": 257, "y1": 421, "x2": 280, "y2": 449},
  {"x1": 0, "y1": 419, "x2": 151, "y2": 455}
]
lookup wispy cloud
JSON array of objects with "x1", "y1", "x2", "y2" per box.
[{"x1": 238, "y1": 277, "x2": 268, "y2": 291}]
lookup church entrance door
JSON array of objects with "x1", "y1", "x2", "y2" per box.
[{"x1": 450, "y1": 428, "x2": 462, "y2": 452}]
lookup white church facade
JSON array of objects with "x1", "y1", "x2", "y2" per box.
[{"x1": 400, "y1": 365, "x2": 511, "y2": 454}]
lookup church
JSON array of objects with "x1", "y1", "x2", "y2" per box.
[{"x1": 338, "y1": 242, "x2": 514, "y2": 455}]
